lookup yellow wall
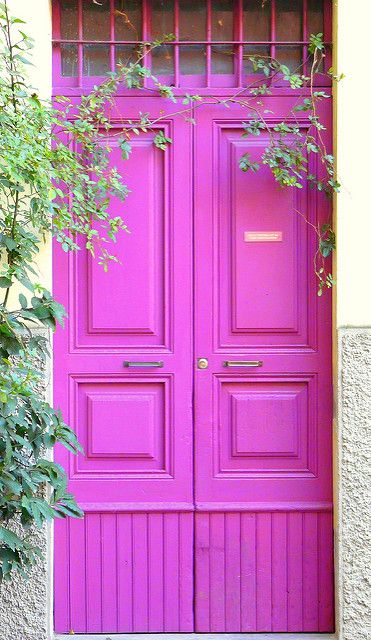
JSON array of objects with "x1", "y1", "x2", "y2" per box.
[
  {"x1": 8, "y1": 0, "x2": 52, "y2": 100},
  {"x1": 7, "y1": 0, "x2": 53, "y2": 294},
  {"x1": 335, "y1": 0, "x2": 371, "y2": 327}
]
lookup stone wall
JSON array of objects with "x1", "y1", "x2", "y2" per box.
[
  {"x1": 0, "y1": 334, "x2": 52, "y2": 640},
  {"x1": 0, "y1": 524, "x2": 50, "y2": 640},
  {"x1": 336, "y1": 329, "x2": 371, "y2": 640}
]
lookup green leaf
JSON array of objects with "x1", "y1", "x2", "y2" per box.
[
  {"x1": 119, "y1": 139, "x2": 132, "y2": 160},
  {"x1": 19, "y1": 293, "x2": 27, "y2": 309},
  {"x1": 14, "y1": 54, "x2": 33, "y2": 65},
  {"x1": 154, "y1": 131, "x2": 172, "y2": 150},
  {"x1": 0, "y1": 276, "x2": 12, "y2": 288},
  {"x1": 0, "y1": 527, "x2": 23, "y2": 552},
  {"x1": 239, "y1": 153, "x2": 260, "y2": 173},
  {"x1": 309, "y1": 32, "x2": 324, "y2": 54}
]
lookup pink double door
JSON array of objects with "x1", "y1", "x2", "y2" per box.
[{"x1": 54, "y1": 96, "x2": 334, "y2": 634}]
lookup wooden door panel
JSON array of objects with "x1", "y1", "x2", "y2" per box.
[
  {"x1": 195, "y1": 510, "x2": 334, "y2": 632},
  {"x1": 54, "y1": 95, "x2": 333, "y2": 634},
  {"x1": 55, "y1": 512, "x2": 194, "y2": 633},
  {"x1": 216, "y1": 377, "x2": 313, "y2": 476},
  {"x1": 72, "y1": 377, "x2": 172, "y2": 480},
  {"x1": 216, "y1": 125, "x2": 312, "y2": 348},
  {"x1": 194, "y1": 101, "x2": 333, "y2": 632},
  {"x1": 54, "y1": 98, "x2": 194, "y2": 633},
  {"x1": 75, "y1": 128, "x2": 171, "y2": 351}
]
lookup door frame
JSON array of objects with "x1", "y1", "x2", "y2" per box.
[
  {"x1": 50, "y1": 1, "x2": 336, "y2": 636},
  {"x1": 51, "y1": 89, "x2": 334, "y2": 634}
]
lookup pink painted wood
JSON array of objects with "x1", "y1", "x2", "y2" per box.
[
  {"x1": 54, "y1": 97, "x2": 194, "y2": 634},
  {"x1": 53, "y1": 2, "x2": 334, "y2": 634},
  {"x1": 193, "y1": 98, "x2": 334, "y2": 632}
]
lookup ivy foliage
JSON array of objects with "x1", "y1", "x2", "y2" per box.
[
  {"x1": 0, "y1": 0, "x2": 340, "y2": 581},
  {"x1": 0, "y1": 2, "x2": 199, "y2": 581},
  {"x1": 236, "y1": 33, "x2": 339, "y2": 294}
]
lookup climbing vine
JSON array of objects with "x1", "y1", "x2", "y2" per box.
[
  {"x1": 0, "y1": 3, "x2": 199, "y2": 580},
  {"x1": 235, "y1": 31, "x2": 338, "y2": 294},
  {"x1": 0, "y1": 0, "x2": 338, "y2": 581}
]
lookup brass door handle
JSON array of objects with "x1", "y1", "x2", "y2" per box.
[
  {"x1": 223, "y1": 360, "x2": 263, "y2": 367},
  {"x1": 123, "y1": 361, "x2": 164, "y2": 368}
]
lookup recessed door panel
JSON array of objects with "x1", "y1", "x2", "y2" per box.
[
  {"x1": 215, "y1": 123, "x2": 314, "y2": 349},
  {"x1": 216, "y1": 378, "x2": 314, "y2": 475},
  {"x1": 73, "y1": 378, "x2": 171, "y2": 476},
  {"x1": 75, "y1": 127, "x2": 171, "y2": 351}
]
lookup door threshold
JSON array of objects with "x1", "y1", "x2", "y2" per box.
[{"x1": 54, "y1": 634, "x2": 337, "y2": 639}]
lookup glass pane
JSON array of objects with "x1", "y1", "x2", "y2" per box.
[
  {"x1": 179, "y1": 0, "x2": 206, "y2": 41},
  {"x1": 114, "y1": 0, "x2": 142, "y2": 40},
  {"x1": 83, "y1": 0, "x2": 110, "y2": 40},
  {"x1": 61, "y1": 43, "x2": 78, "y2": 76},
  {"x1": 180, "y1": 45, "x2": 206, "y2": 74},
  {"x1": 243, "y1": 45, "x2": 270, "y2": 73},
  {"x1": 61, "y1": 0, "x2": 78, "y2": 40},
  {"x1": 211, "y1": 1, "x2": 234, "y2": 41},
  {"x1": 212, "y1": 45, "x2": 234, "y2": 74},
  {"x1": 308, "y1": 0, "x2": 323, "y2": 37},
  {"x1": 276, "y1": 0, "x2": 302, "y2": 41},
  {"x1": 83, "y1": 44, "x2": 110, "y2": 75},
  {"x1": 152, "y1": 45, "x2": 174, "y2": 75},
  {"x1": 276, "y1": 45, "x2": 302, "y2": 70},
  {"x1": 115, "y1": 44, "x2": 138, "y2": 68},
  {"x1": 151, "y1": 0, "x2": 174, "y2": 39},
  {"x1": 243, "y1": 0, "x2": 271, "y2": 41}
]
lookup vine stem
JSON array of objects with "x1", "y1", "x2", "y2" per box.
[
  {"x1": 3, "y1": 0, "x2": 17, "y2": 114},
  {"x1": 293, "y1": 208, "x2": 326, "y2": 284},
  {"x1": 2, "y1": 0, "x2": 20, "y2": 308}
]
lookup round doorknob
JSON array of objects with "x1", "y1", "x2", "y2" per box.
[{"x1": 197, "y1": 358, "x2": 209, "y2": 369}]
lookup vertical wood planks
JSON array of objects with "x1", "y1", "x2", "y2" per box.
[
  {"x1": 132, "y1": 514, "x2": 149, "y2": 631},
  {"x1": 117, "y1": 513, "x2": 133, "y2": 631},
  {"x1": 54, "y1": 518, "x2": 70, "y2": 633},
  {"x1": 57, "y1": 508, "x2": 334, "y2": 634},
  {"x1": 85, "y1": 513, "x2": 102, "y2": 632},
  {"x1": 194, "y1": 512, "x2": 210, "y2": 631},
  {"x1": 195, "y1": 509, "x2": 334, "y2": 633},
  {"x1": 287, "y1": 511, "x2": 304, "y2": 631},
  {"x1": 163, "y1": 513, "x2": 180, "y2": 631},
  {"x1": 225, "y1": 513, "x2": 241, "y2": 631},
  {"x1": 148, "y1": 513, "x2": 164, "y2": 631},
  {"x1": 178, "y1": 512, "x2": 194, "y2": 631},
  {"x1": 240, "y1": 512, "x2": 257, "y2": 631},
  {"x1": 272, "y1": 512, "x2": 288, "y2": 631},
  {"x1": 69, "y1": 517, "x2": 87, "y2": 633},
  {"x1": 62, "y1": 512, "x2": 193, "y2": 634},
  {"x1": 318, "y1": 511, "x2": 335, "y2": 631},
  {"x1": 303, "y1": 511, "x2": 319, "y2": 631},
  {"x1": 101, "y1": 514, "x2": 118, "y2": 632},
  {"x1": 209, "y1": 513, "x2": 225, "y2": 631},
  {"x1": 256, "y1": 512, "x2": 272, "y2": 631}
]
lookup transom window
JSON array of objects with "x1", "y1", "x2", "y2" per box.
[{"x1": 52, "y1": 0, "x2": 331, "y2": 88}]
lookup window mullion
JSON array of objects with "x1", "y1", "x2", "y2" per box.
[{"x1": 78, "y1": 0, "x2": 83, "y2": 85}]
